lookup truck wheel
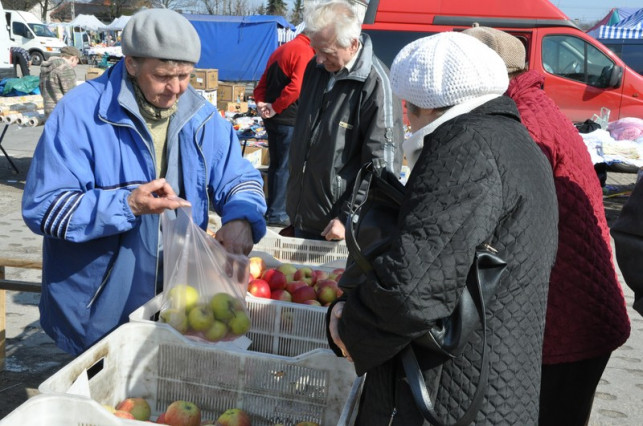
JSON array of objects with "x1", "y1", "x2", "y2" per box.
[{"x1": 30, "y1": 52, "x2": 44, "y2": 66}]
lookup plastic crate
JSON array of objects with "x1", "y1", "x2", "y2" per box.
[
  {"x1": 0, "y1": 394, "x2": 140, "y2": 426},
  {"x1": 39, "y1": 322, "x2": 361, "y2": 426},
  {"x1": 252, "y1": 229, "x2": 349, "y2": 266},
  {"x1": 130, "y1": 293, "x2": 331, "y2": 357}
]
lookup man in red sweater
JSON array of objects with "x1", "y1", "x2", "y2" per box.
[{"x1": 254, "y1": 31, "x2": 314, "y2": 227}]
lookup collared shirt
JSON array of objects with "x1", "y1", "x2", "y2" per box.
[{"x1": 326, "y1": 42, "x2": 363, "y2": 92}]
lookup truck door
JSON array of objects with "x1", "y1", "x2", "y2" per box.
[{"x1": 535, "y1": 29, "x2": 625, "y2": 122}]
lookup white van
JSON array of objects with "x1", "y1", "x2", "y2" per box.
[
  {"x1": 5, "y1": 10, "x2": 66, "y2": 66},
  {"x1": 0, "y1": 2, "x2": 14, "y2": 78}
]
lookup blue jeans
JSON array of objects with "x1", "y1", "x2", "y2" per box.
[{"x1": 264, "y1": 120, "x2": 293, "y2": 223}]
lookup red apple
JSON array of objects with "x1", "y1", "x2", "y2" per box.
[
  {"x1": 271, "y1": 289, "x2": 292, "y2": 302},
  {"x1": 316, "y1": 279, "x2": 339, "y2": 305},
  {"x1": 311, "y1": 269, "x2": 329, "y2": 285},
  {"x1": 113, "y1": 410, "x2": 136, "y2": 419},
  {"x1": 248, "y1": 256, "x2": 266, "y2": 279},
  {"x1": 116, "y1": 397, "x2": 151, "y2": 421},
  {"x1": 215, "y1": 408, "x2": 251, "y2": 426},
  {"x1": 248, "y1": 278, "x2": 271, "y2": 299},
  {"x1": 156, "y1": 412, "x2": 166, "y2": 423},
  {"x1": 292, "y1": 285, "x2": 317, "y2": 303},
  {"x1": 164, "y1": 400, "x2": 201, "y2": 426},
  {"x1": 293, "y1": 267, "x2": 313, "y2": 284},
  {"x1": 263, "y1": 268, "x2": 287, "y2": 291},
  {"x1": 303, "y1": 299, "x2": 322, "y2": 306},
  {"x1": 286, "y1": 280, "x2": 308, "y2": 295},
  {"x1": 277, "y1": 263, "x2": 297, "y2": 282}
]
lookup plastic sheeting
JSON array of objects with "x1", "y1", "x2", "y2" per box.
[{"x1": 186, "y1": 14, "x2": 294, "y2": 82}]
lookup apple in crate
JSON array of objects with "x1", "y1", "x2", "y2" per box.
[
  {"x1": 271, "y1": 289, "x2": 292, "y2": 302},
  {"x1": 277, "y1": 263, "x2": 297, "y2": 282},
  {"x1": 168, "y1": 284, "x2": 200, "y2": 312},
  {"x1": 292, "y1": 285, "x2": 317, "y2": 304},
  {"x1": 115, "y1": 397, "x2": 151, "y2": 421},
  {"x1": 164, "y1": 400, "x2": 201, "y2": 426},
  {"x1": 215, "y1": 408, "x2": 251, "y2": 426},
  {"x1": 262, "y1": 268, "x2": 287, "y2": 291},
  {"x1": 248, "y1": 278, "x2": 271, "y2": 299},
  {"x1": 293, "y1": 266, "x2": 313, "y2": 284},
  {"x1": 248, "y1": 256, "x2": 266, "y2": 279},
  {"x1": 286, "y1": 280, "x2": 308, "y2": 295},
  {"x1": 113, "y1": 410, "x2": 135, "y2": 419},
  {"x1": 303, "y1": 299, "x2": 322, "y2": 306},
  {"x1": 311, "y1": 269, "x2": 328, "y2": 285},
  {"x1": 316, "y1": 279, "x2": 339, "y2": 305}
]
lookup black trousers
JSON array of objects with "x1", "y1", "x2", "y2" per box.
[
  {"x1": 539, "y1": 353, "x2": 611, "y2": 426},
  {"x1": 13, "y1": 53, "x2": 29, "y2": 77}
]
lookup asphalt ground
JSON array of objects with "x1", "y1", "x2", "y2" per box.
[{"x1": 0, "y1": 63, "x2": 642, "y2": 423}]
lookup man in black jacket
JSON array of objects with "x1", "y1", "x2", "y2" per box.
[{"x1": 286, "y1": 0, "x2": 403, "y2": 240}]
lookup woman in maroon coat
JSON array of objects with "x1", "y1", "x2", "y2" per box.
[{"x1": 464, "y1": 26, "x2": 630, "y2": 426}]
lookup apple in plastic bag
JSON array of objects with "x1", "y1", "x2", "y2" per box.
[
  {"x1": 204, "y1": 319, "x2": 228, "y2": 342},
  {"x1": 215, "y1": 408, "x2": 251, "y2": 426},
  {"x1": 168, "y1": 284, "x2": 200, "y2": 312},
  {"x1": 160, "y1": 308, "x2": 188, "y2": 333},
  {"x1": 228, "y1": 311, "x2": 251, "y2": 335},
  {"x1": 164, "y1": 400, "x2": 201, "y2": 426},
  {"x1": 115, "y1": 397, "x2": 151, "y2": 421},
  {"x1": 210, "y1": 292, "x2": 244, "y2": 322},
  {"x1": 188, "y1": 305, "x2": 215, "y2": 331}
]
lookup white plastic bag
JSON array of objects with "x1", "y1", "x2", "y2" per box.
[{"x1": 159, "y1": 205, "x2": 250, "y2": 343}]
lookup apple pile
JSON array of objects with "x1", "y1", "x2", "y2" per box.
[
  {"x1": 159, "y1": 284, "x2": 251, "y2": 342},
  {"x1": 248, "y1": 257, "x2": 344, "y2": 307}
]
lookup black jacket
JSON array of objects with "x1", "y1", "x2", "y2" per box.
[
  {"x1": 334, "y1": 97, "x2": 559, "y2": 425},
  {"x1": 286, "y1": 33, "x2": 404, "y2": 234}
]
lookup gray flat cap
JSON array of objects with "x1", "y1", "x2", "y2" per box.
[{"x1": 121, "y1": 9, "x2": 201, "y2": 63}]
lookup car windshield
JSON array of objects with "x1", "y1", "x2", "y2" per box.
[{"x1": 28, "y1": 23, "x2": 57, "y2": 38}]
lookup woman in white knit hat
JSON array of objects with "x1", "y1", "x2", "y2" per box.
[{"x1": 327, "y1": 31, "x2": 559, "y2": 424}]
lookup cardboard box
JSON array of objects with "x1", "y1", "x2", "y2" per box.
[
  {"x1": 243, "y1": 145, "x2": 268, "y2": 168},
  {"x1": 220, "y1": 101, "x2": 248, "y2": 113},
  {"x1": 195, "y1": 89, "x2": 217, "y2": 106},
  {"x1": 85, "y1": 67, "x2": 105, "y2": 81},
  {"x1": 190, "y1": 68, "x2": 218, "y2": 90},
  {"x1": 218, "y1": 82, "x2": 246, "y2": 102}
]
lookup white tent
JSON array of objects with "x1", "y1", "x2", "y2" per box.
[
  {"x1": 105, "y1": 15, "x2": 131, "y2": 31},
  {"x1": 69, "y1": 14, "x2": 106, "y2": 31}
]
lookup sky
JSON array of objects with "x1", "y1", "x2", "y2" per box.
[{"x1": 554, "y1": 0, "x2": 642, "y2": 24}]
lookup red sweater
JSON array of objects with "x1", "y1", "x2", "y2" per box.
[
  {"x1": 507, "y1": 70, "x2": 630, "y2": 364},
  {"x1": 253, "y1": 33, "x2": 314, "y2": 126}
]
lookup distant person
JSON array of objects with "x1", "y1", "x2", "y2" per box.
[
  {"x1": 39, "y1": 46, "x2": 82, "y2": 119},
  {"x1": 286, "y1": 0, "x2": 403, "y2": 240},
  {"x1": 464, "y1": 25, "x2": 630, "y2": 426},
  {"x1": 22, "y1": 9, "x2": 267, "y2": 355},
  {"x1": 10, "y1": 46, "x2": 31, "y2": 77},
  {"x1": 254, "y1": 29, "x2": 314, "y2": 227}
]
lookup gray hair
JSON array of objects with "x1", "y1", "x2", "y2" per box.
[{"x1": 304, "y1": 1, "x2": 361, "y2": 48}]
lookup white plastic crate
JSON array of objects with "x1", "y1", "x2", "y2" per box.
[
  {"x1": 0, "y1": 394, "x2": 140, "y2": 426},
  {"x1": 252, "y1": 229, "x2": 349, "y2": 266},
  {"x1": 38, "y1": 322, "x2": 361, "y2": 426},
  {"x1": 130, "y1": 293, "x2": 331, "y2": 357}
]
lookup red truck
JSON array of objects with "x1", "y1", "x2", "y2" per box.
[{"x1": 361, "y1": 0, "x2": 643, "y2": 123}]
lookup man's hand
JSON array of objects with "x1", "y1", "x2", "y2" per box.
[
  {"x1": 329, "y1": 302, "x2": 352, "y2": 361},
  {"x1": 215, "y1": 219, "x2": 254, "y2": 255},
  {"x1": 257, "y1": 102, "x2": 276, "y2": 119},
  {"x1": 321, "y1": 218, "x2": 345, "y2": 241},
  {"x1": 127, "y1": 178, "x2": 190, "y2": 215}
]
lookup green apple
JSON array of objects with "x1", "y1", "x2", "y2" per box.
[
  {"x1": 228, "y1": 311, "x2": 251, "y2": 335},
  {"x1": 187, "y1": 305, "x2": 215, "y2": 332},
  {"x1": 210, "y1": 292, "x2": 243, "y2": 322},
  {"x1": 204, "y1": 319, "x2": 228, "y2": 342},
  {"x1": 160, "y1": 308, "x2": 188, "y2": 333},
  {"x1": 215, "y1": 408, "x2": 251, "y2": 426},
  {"x1": 168, "y1": 284, "x2": 200, "y2": 312}
]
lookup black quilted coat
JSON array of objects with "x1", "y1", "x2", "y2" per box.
[{"x1": 335, "y1": 96, "x2": 559, "y2": 425}]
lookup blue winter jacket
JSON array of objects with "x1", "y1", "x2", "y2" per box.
[{"x1": 22, "y1": 60, "x2": 267, "y2": 355}]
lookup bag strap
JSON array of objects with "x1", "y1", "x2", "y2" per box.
[{"x1": 400, "y1": 249, "x2": 491, "y2": 426}]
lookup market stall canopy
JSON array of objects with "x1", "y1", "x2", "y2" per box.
[
  {"x1": 588, "y1": 8, "x2": 643, "y2": 39},
  {"x1": 186, "y1": 14, "x2": 295, "y2": 81},
  {"x1": 69, "y1": 14, "x2": 106, "y2": 31},
  {"x1": 105, "y1": 15, "x2": 131, "y2": 31}
]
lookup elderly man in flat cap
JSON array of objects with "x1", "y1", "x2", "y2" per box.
[{"x1": 22, "y1": 9, "x2": 267, "y2": 355}]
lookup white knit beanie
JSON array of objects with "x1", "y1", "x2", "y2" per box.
[{"x1": 390, "y1": 32, "x2": 509, "y2": 109}]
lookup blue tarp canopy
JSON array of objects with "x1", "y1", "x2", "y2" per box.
[{"x1": 186, "y1": 14, "x2": 295, "y2": 82}]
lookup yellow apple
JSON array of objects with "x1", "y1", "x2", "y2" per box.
[{"x1": 168, "y1": 284, "x2": 200, "y2": 312}]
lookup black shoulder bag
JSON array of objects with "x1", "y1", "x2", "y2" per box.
[{"x1": 343, "y1": 160, "x2": 507, "y2": 426}]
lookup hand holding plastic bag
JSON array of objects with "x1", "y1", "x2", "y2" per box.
[{"x1": 159, "y1": 205, "x2": 250, "y2": 343}]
